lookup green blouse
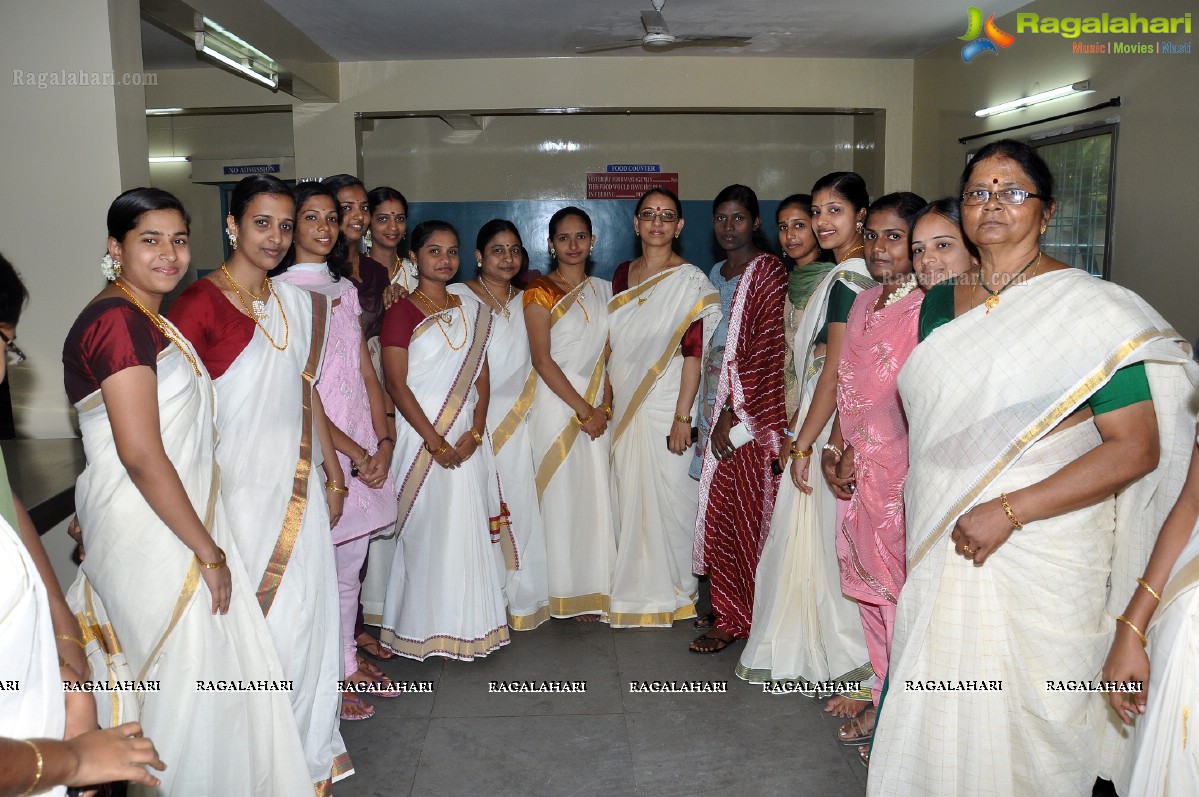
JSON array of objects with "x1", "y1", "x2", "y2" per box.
[
  {"x1": 814, "y1": 281, "x2": 858, "y2": 346},
  {"x1": 918, "y1": 280, "x2": 1151, "y2": 415}
]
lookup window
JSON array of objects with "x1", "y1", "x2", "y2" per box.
[{"x1": 1031, "y1": 126, "x2": 1117, "y2": 278}]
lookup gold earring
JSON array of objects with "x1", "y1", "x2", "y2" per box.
[
  {"x1": 227, "y1": 230, "x2": 238, "y2": 250},
  {"x1": 1040, "y1": 223, "x2": 1048, "y2": 235},
  {"x1": 855, "y1": 221, "x2": 864, "y2": 234}
]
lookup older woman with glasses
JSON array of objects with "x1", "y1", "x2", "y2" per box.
[{"x1": 867, "y1": 140, "x2": 1198, "y2": 796}]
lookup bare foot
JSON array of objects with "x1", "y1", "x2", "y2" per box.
[
  {"x1": 573, "y1": 614, "x2": 602, "y2": 622},
  {"x1": 824, "y1": 694, "x2": 870, "y2": 718}
]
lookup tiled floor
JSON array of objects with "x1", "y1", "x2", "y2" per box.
[{"x1": 340, "y1": 594, "x2": 869, "y2": 797}]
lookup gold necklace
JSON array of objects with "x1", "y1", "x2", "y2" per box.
[
  {"x1": 552, "y1": 271, "x2": 596, "y2": 323},
  {"x1": 413, "y1": 290, "x2": 468, "y2": 350},
  {"x1": 477, "y1": 278, "x2": 516, "y2": 319},
  {"x1": 220, "y1": 263, "x2": 269, "y2": 322},
  {"x1": 978, "y1": 251, "x2": 1041, "y2": 314},
  {"x1": 220, "y1": 265, "x2": 289, "y2": 350},
  {"x1": 112, "y1": 280, "x2": 201, "y2": 377},
  {"x1": 837, "y1": 244, "x2": 865, "y2": 264}
]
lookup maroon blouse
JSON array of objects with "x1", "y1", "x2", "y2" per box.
[
  {"x1": 166, "y1": 278, "x2": 254, "y2": 380},
  {"x1": 63, "y1": 298, "x2": 168, "y2": 404},
  {"x1": 612, "y1": 261, "x2": 704, "y2": 358},
  {"x1": 379, "y1": 298, "x2": 426, "y2": 350},
  {"x1": 354, "y1": 255, "x2": 392, "y2": 340}
]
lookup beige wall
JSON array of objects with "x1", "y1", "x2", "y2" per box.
[
  {"x1": 362, "y1": 112, "x2": 875, "y2": 202},
  {"x1": 912, "y1": 0, "x2": 1198, "y2": 341},
  {"x1": 0, "y1": 0, "x2": 148, "y2": 438}
]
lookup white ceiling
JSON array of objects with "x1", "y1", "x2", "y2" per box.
[{"x1": 142, "y1": 0, "x2": 1032, "y2": 67}]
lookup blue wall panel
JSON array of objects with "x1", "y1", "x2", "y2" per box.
[{"x1": 406, "y1": 199, "x2": 781, "y2": 282}]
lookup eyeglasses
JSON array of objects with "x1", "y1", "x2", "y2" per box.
[
  {"x1": 0, "y1": 329, "x2": 25, "y2": 366},
  {"x1": 961, "y1": 189, "x2": 1045, "y2": 206},
  {"x1": 636, "y1": 210, "x2": 680, "y2": 223}
]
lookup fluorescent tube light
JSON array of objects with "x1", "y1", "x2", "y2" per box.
[
  {"x1": 975, "y1": 81, "x2": 1093, "y2": 118},
  {"x1": 193, "y1": 17, "x2": 279, "y2": 89},
  {"x1": 146, "y1": 108, "x2": 184, "y2": 116},
  {"x1": 149, "y1": 156, "x2": 190, "y2": 163}
]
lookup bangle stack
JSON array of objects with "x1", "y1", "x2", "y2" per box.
[
  {"x1": 575, "y1": 408, "x2": 595, "y2": 425},
  {"x1": 1000, "y1": 492, "x2": 1024, "y2": 530},
  {"x1": 425, "y1": 439, "x2": 449, "y2": 456},
  {"x1": 195, "y1": 546, "x2": 227, "y2": 570},
  {"x1": 675, "y1": 413, "x2": 693, "y2": 424},
  {"x1": 17, "y1": 740, "x2": 42, "y2": 797},
  {"x1": 600, "y1": 403, "x2": 613, "y2": 420},
  {"x1": 324, "y1": 481, "x2": 349, "y2": 495},
  {"x1": 1116, "y1": 614, "x2": 1148, "y2": 647},
  {"x1": 56, "y1": 634, "x2": 86, "y2": 649},
  {"x1": 470, "y1": 429, "x2": 484, "y2": 445},
  {"x1": 790, "y1": 446, "x2": 813, "y2": 461}
]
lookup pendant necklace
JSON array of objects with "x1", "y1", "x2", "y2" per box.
[
  {"x1": 552, "y1": 270, "x2": 596, "y2": 323},
  {"x1": 221, "y1": 263, "x2": 269, "y2": 322},
  {"x1": 978, "y1": 251, "x2": 1041, "y2": 314},
  {"x1": 413, "y1": 289, "x2": 468, "y2": 350},
  {"x1": 478, "y1": 278, "x2": 516, "y2": 319}
]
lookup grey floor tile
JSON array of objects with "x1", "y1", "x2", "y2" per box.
[
  {"x1": 430, "y1": 621, "x2": 624, "y2": 718},
  {"x1": 625, "y1": 704, "x2": 865, "y2": 797},
  {"x1": 354, "y1": 649, "x2": 445, "y2": 719},
  {"x1": 612, "y1": 621, "x2": 753, "y2": 713},
  {"x1": 410, "y1": 714, "x2": 636, "y2": 797},
  {"x1": 338, "y1": 716, "x2": 427, "y2": 797}
]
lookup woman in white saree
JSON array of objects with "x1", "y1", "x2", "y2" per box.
[
  {"x1": 738, "y1": 179, "x2": 875, "y2": 708},
  {"x1": 63, "y1": 188, "x2": 311, "y2": 795},
  {"x1": 607, "y1": 189, "x2": 720, "y2": 627},
  {"x1": 524, "y1": 206, "x2": 618, "y2": 621},
  {"x1": 169, "y1": 176, "x2": 350, "y2": 792},
  {"x1": 450, "y1": 219, "x2": 550, "y2": 631},
  {"x1": 867, "y1": 140, "x2": 1198, "y2": 796},
  {"x1": 379, "y1": 221, "x2": 509, "y2": 660},
  {"x1": 1104, "y1": 425, "x2": 1199, "y2": 797}
]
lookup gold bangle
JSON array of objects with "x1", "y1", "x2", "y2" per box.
[
  {"x1": 17, "y1": 740, "x2": 43, "y2": 797},
  {"x1": 1000, "y1": 492, "x2": 1024, "y2": 530},
  {"x1": 195, "y1": 546, "x2": 227, "y2": 569},
  {"x1": 1136, "y1": 577, "x2": 1162, "y2": 603},
  {"x1": 674, "y1": 413, "x2": 693, "y2": 424},
  {"x1": 470, "y1": 429, "x2": 483, "y2": 445},
  {"x1": 56, "y1": 634, "x2": 86, "y2": 649},
  {"x1": 790, "y1": 446, "x2": 813, "y2": 460},
  {"x1": 1116, "y1": 615, "x2": 1148, "y2": 648},
  {"x1": 600, "y1": 403, "x2": 613, "y2": 420},
  {"x1": 324, "y1": 481, "x2": 349, "y2": 495},
  {"x1": 575, "y1": 408, "x2": 595, "y2": 424},
  {"x1": 424, "y1": 439, "x2": 449, "y2": 456}
]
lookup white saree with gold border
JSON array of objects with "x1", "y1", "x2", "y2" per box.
[
  {"x1": 378, "y1": 297, "x2": 510, "y2": 660},
  {"x1": 209, "y1": 281, "x2": 349, "y2": 790},
  {"x1": 66, "y1": 336, "x2": 312, "y2": 796},
  {"x1": 449, "y1": 283, "x2": 550, "y2": 632},
  {"x1": 2, "y1": 513, "x2": 66, "y2": 797},
  {"x1": 607, "y1": 264, "x2": 721, "y2": 627},
  {"x1": 526, "y1": 277, "x2": 619, "y2": 618},
  {"x1": 737, "y1": 261, "x2": 875, "y2": 687},
  {"x1": 1126, "y1": 432, "x2": 1199, "y2": 797},
  {"x1": 868, "y1": 268, "x2": 1197, "y2": 797}
]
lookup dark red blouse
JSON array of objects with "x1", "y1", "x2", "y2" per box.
[
  {"x1": 166, "y1": 278, "x2": 254, "y2": 380},
  {"x1": 63, "y1": 298, "x2": 168, "y2": 404},
  {"x1": 354, "y1": 255, "x2": 391, "y2": 340},
  {"x1": 379, "y1": 297, "x2": 426, "y2": 350},
  {"x1": 612, "y1": 261, "x2": 704, "y2": 358}
]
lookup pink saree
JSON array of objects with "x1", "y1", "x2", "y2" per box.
[{"x1": 836, "y1": 284, "x2": 923, "y2": 607}]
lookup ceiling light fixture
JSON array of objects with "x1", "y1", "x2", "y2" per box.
[
  {"x1": 975, "y1": 81, "x2": 1093, "y2": 118},
  {"x1": 146, "y1": 108, "x2": 184, "y2": 116},
  {"x1": 194, "y1": 15, "x2": 279, "y2": 89},
  {"x1": 149, "y1": 156, "x2": 190, "y2": 163}
]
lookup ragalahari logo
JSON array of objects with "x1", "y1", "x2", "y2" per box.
[{"x1": 960, "y1": 7, "x2": 1015, "y2": 62}]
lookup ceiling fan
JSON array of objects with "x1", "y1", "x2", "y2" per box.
[{"x1": 576, "y1": 0, "x2": 752, "y2": 54}]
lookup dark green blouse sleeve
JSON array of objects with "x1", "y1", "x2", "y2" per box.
[
  {"x1": 814, "y1": 281, "x2": 857, "y2": 345},
  {"x1": 1088, "y1": 361, "x2": 1151, "y2": 414},
  {"x1": 918, "y1": 281, "x2": 956, "y2": 342}
]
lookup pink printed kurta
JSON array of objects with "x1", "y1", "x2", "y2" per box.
[
  {"x1": 274, "y1": 267, "x2": 397, "y2": 543},
  {"x1": 835, "y1": 284, "x2": 923, "y2": 606}
]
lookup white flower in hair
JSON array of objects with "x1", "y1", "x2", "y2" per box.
[{"x1": 100, "y1": 252, "x2": 120, "y2": 281}]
